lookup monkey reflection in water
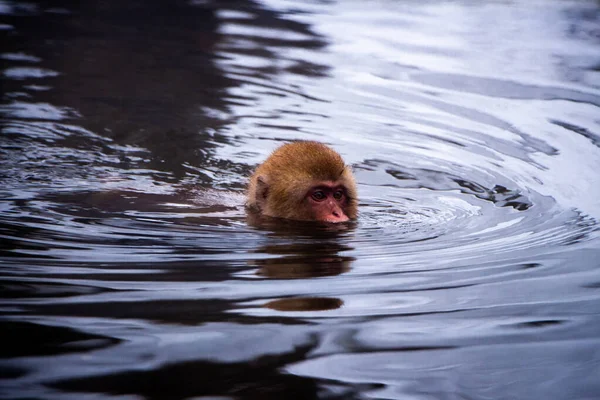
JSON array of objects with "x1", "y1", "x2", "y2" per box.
[
  {"x1": 246, "y1": 141, "x2": 358, "y2": 223},
  {"x1": 256, "y1": 242, "x2": 351, "y2": 312}
]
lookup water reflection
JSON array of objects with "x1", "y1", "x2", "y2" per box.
[
  {"x1": 1, "y1": 0, "x2": 600, "y2": 399},
  {"x1": 49, "y1": 355, "x2": 326, "y2": 400},
  {"x1": 265, "y1": 297, "x2": 343, "y2": 312},
  {"x1": 0, "y1": 321, "x2": 120, "y2": 358},
  {"x1": 255, "y1": 242, "x2": 353, "y2": 279}
]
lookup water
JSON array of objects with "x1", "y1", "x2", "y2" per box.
[{"x1": 1, "y1": 0, "x2": 600, "y2": 399}]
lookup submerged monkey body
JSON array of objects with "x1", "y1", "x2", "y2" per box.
[{"x1": 247, "y1": 141, "x2": 357, "y2": 223}]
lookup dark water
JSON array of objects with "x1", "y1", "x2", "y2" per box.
[{"x1": 2, "y1": 0, "x2": 600, "y2": 399}]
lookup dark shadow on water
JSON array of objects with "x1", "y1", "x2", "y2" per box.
[
  {"x1": 1, "y1": 0, "x2": 329, "y2": 184},
  {"x1": 0, "y1": 321, "x2": 121, "y2": 359},
  {"x1": 46, "y1": 341, "x2": 375, "y2": 400},
  {"x1": 13, "y1": 298, "x2": 315, "y2": 326}
]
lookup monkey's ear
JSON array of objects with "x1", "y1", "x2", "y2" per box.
[{"x1": 255, "y1": 175, "x2": 269, "y2": 209}]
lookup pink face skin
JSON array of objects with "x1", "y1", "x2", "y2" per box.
[{"x1": 307, "y1": 183, "x2": 349, "y2": 223}]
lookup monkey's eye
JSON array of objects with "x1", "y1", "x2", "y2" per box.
[
  {"x1": 333, "y1": 190, "x2": 344, "y2": 201},
  {"x1": 311, "y1": 190, "x2": 326, "y2": 201}
]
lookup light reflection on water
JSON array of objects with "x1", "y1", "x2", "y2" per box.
[{"x1": 1, "y1": 0, "x2": 600, "y2": 399}]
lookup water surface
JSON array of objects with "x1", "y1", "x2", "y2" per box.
[{"x1": 1, "y1": 0, "x2": 600, "y2": 399}]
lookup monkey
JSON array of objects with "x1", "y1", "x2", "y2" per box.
[{"x1": 246, "y1": 141, "x2": 358, "y2": 223}]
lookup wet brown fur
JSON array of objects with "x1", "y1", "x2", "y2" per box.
[{"x1": 247, "y1": 141, "x2": 358, "y2": 221}]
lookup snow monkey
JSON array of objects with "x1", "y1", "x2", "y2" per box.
[{"x1": 247, "y1": 141, "x2": 357, "y2": 223}]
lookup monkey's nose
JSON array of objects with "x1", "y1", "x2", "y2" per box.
[{"x1": 328, "y1": 210, "x2": 349, "y2": 223}]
